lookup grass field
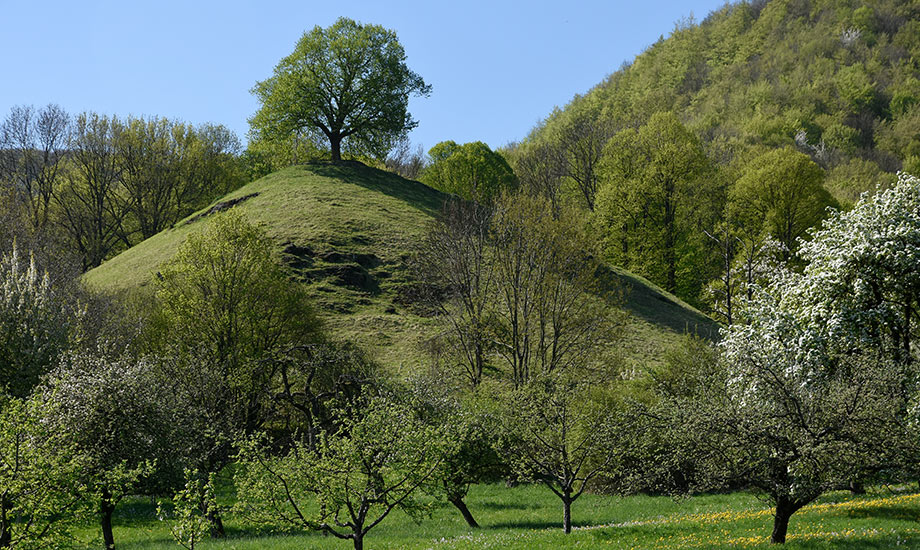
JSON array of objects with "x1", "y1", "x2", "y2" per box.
[{"x1": 83, "y1": 483, "x2": 920, "y2": 550}]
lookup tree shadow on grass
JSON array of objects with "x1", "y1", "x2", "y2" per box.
[
  {"x1": 839, "y1": 505, "x2": 920, "y2": 522},
  {"x1": 306, "y1": 161, "x2": 446, "y2": 218},
  {"x1": 487, "y1": 520, "x2": 592, "y2": 530},
  {"x1": 592, "y1": 263, "x2": 721, "y2": 340},
  {"x1": 477, "y1": 501, "x2": 536, "y2": 511},
  {"x1": 789, "y1": 534, "x2": 920, "y2": 549}
]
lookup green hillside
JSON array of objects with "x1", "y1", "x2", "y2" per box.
[
  {"x1": 85, "y1": 162, "x2": 717, "y2": 370},
  {"x1": 529, "y1": 0, "x2": 920, "y2": 202}
]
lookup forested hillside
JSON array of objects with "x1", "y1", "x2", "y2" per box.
[{"x1": 508, "y1": 0, "x2": 920, "y2": 313}]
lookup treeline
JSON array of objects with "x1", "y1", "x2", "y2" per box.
[
  {"x1": 502, "y1": 0, "x2": 920, "y2": 313},
  {"x1": 0, "y1": 104, "x2": 247, "y2": 270}
]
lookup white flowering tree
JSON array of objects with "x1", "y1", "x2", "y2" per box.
[
  {"x1": 0, "y1": 246, "x2": 78, "y2": 399},
  {"x1": 790, "y1": 172, "x2": 920, "y2": 362},
  {"x1": 713, "y1": 287, "x2": 909, "y2": 543},
  {"x1": 658, "y1": 173, "x2": 920, "y2": 545},
  {"x1": 38, "y1": 353, "x2": 172, "y2": 550}
]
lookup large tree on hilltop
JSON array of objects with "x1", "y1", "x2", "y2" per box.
[{"x1": 250, "y1": 17, "x2": 431, "y2": 163}]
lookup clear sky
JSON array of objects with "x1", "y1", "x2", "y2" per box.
[{"x1": 0, "y1": 0, "x2": 730, "y2": 152}]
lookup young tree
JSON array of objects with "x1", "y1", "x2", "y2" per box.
[
  {"x1": 250, "y1": 17, "x2": 431, "y2": 162},
  {"x1": 0, "y1": 397, "x2": 86, "y2": 549},
  {"x1": 408, "y1": 376, "x2": 505, "y2": 528},
  {"x1": 421, "y1": 141, "x2": 517, "y2": 203},
  {"x1": 157, "y1": 469, "x2": 219, "y2": 550},
  {"x1": 497, "y1": 373, "x2": 623, "y2": 534},
  {"x1": 235, "y1": 395, "x2": 453, "y2": 550},
  {"x1": 415, "y1": 199, "x2": 495, "y2": 387}
]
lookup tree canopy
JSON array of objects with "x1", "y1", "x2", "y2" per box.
[
  {"x1": 249, "y1": 17, "x2": 431, "y2": 162},
  {"x1": 421, "y1": 141, "x2": 516, "y2": 203}
]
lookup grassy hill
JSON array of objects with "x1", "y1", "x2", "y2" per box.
[{"x1": 85, "y1": 162, "x2": 717, "y2": 371}]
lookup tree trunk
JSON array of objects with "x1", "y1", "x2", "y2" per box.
[
  {"x1": 849, "y1": 481, "x2": 866, "y2": 495},
  {"x1": 771, "y1": 497, "x2": 796, "y2": 544},
  {"x1": 562, "y1": 495, "x2": 572, "y2": 534},
  {"x1": 352, "y1": 531, "x2": 363, "y2": 550},
  {"x1": 0, "y1": 495, "x2": 11, "y2": 548},
  {"x1": 207, "y1": 508, "x2": 225, "y2": 538},
  {"x1": 449, "y1": 495, "x2": 480, "y2": 528},
  {"x1": 101, "y1": 489, "x2": 116, "y2": 550},
  {"x1": 330, "y1": 135, "x2": 342, "y2": 163}
]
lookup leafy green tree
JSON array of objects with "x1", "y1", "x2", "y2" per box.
[
  {"x1": 421, "y1": 141, "x2": 516, "y2": 203},
  {"x1": 153, "y1": 210, "x2": 320, "y2": 536},
  {"x1": 235, "y1": 394, "x2": 453, "y2": 550},
  {"x1": 250, "y1": 17, "x2": 431, "y2": 162},
  {"x1": 0, "y1": 397, "x2": 86, "y2": 549},
  {"x1": 541, "y1": 95, "x2": 615, "y2": 210},
  {"x1": 408, "y1": 376, "x2": 505, "y2": 528},
  {"x1": 157, "y1": 469, "x2": 218, "y2": 550},
  {"x1": 154, "y1": 210, "x2": 320, "y2": 383},
  {"x1": 497, "y1": 372, "x2": 623, "y2": 534},
  {"x1": 729, "y1": 147, "x2": 837, "y2": 258},
  {"x1": 115, "y1": 117, "x2": 245, "y2": 242},
  {"x1": 595, "y1": 111, "x2": 717, "y2": 297}
]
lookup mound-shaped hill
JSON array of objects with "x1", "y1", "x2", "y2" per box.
[{"x1": 85, "y1": 163, "x2": 717, "y2": 370}]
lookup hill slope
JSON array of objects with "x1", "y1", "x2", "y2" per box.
[{"x1": 85, "y1": 163, "x2": 717, "y2": 370}]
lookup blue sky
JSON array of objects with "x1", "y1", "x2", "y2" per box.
[{"x1": 0, "y1": 0, "x2": 730, "y2": 151}]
